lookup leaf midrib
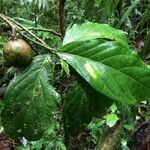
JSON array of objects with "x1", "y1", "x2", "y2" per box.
[{"x1": 60, "y1": 52, "x2": 150, "y2": 89}]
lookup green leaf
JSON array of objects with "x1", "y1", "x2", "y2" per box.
[
  {"x1": 60, "y1": 60, "x2": 70, "y2": 76},
  {"x1": 118, "y1": 0, "x2": 140, "y2": 27},
  {"x1": 142, "y1": 30, "x2": 150, "y2": 56},
  {"x1": 84, "y1": 0, "x2": 95, "y2": 17},
  {"x1": 59, "y1": 23, "x2": 150, "y2": 105},
  {"x1": 139, "y1": 7, "x2": 150, "y2": 29},
  {"x1": 58, "y1": 38, "x2": 150, "y2": 105},
  {"x1": 14, "y1": 17, "x2": 35, "y2": 28},
  {"x1": 63, "y1": 22, "x2": 128, "y2": 47},
  {"x1": 0, "y1": 36, "x2": 6, "y2": 45},
  {"x1": 95, "y1": 0, "x2": 101, "y2": 5},
  {"x1": 62, "y1": 83, "x2": 92, "y2": 136},
  {"x1": 63, "y1": 79, "x2": 112, "y2": 136},
  {"x1": 116, "y1": 102, "x2": 136, "y2": 123},
  {"x1": 77, "y1": 74, "x2": 113, "y2": 117},
  {"x1": 1, "y1": 55, "x2": 60, "y2": 141},
  {"x1": 105, "y1": 114, "x2": 119, "y2": 127},
  {"x1": 124, "y1": 124, "x2": 134, "y2": 131},
  {"x1": 110, "y1": 103, "x2": 117, "y2": 113}
]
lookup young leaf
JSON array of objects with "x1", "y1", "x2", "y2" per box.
[
  {"x1": 105, "y1": 114, "x2": 119, "y2": 127},
  {"x1": 60, "y1": 60, "x2": 70, "y2": 76},
  {"x1": 110, "y1": 104, "x2": 117, "y2": 113},
  {"x1": 1, "y1": 55, "x2": 60, "y2": 141}
]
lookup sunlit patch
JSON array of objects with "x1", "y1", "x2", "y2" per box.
[
  {"x1": 61, "y1": 54, "x2": 73, "y2": 61},
  {"x1": 84, "y1": 32, "x2": 103, "y2": 39},
  {"x1": 86, "y1": 32, "x2": 99, "y2": 36},
  {"x1": 147, "y1": 65, "x2": 150, "y2": 69},
  {"x1": 131, "y1": 51, "x2": 137, "y2": 55},
  {"x1": 84, "y1": 63, "x2": 97, "y2": 79}
]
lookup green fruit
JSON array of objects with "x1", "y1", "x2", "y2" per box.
[{"x1": 3, "y1": 39, "x2": 33, "y2": 67}]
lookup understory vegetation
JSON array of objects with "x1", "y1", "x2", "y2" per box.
[{"x1": 0, "y1": 0, "x2": 150, "y2": 149}]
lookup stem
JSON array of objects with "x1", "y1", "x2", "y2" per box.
[
  {"x1": 0, "y1": 13, "x2": 56, "y2": 53},
  {"x1": 0, "y1": 13, "x2": 16, "y2": 39},
  {"x1": 59, "y1": 0, "x2": 66, "y2": 38},
  {"x1": 4, "y1": 14, "x2": 47, "y2": 45},
  {"x1": 27, "y1": 27, "x2": 62, "y2": 39},
  {"x1": 18, "y1": 31, "x2": 56, "y2": 52}
]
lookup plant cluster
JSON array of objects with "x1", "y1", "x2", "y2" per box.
[{"x1": 0, "y1": 0, "x2": 149, "y2": 149}]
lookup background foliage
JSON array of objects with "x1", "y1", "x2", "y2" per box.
[{"x1": 0, "y1": 0, "x2": 150, "y2": 149}]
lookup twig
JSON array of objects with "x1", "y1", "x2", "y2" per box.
[
  {"x1": 18, "y1": 31, "x2": 56, "y2": 52},
  {"x1": 27, "y1": 27, "x2": 62, "y2": 39},
  {"x1": 3, "y1": 14, "x2": 47, "y2": 45},
  {"x1": 59, "y1": 0, "x2": 66, "y2": 38},
  {"x1": 0, "y1": 13, "x2": 56, "y2": 53},
  {"x1": 0, "y1": 14, "x2": 17, "y2": 39},
  {"x1": 20, "y1": 32, "x2": 39, "y2": 55}
]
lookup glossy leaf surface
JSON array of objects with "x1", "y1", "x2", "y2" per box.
[
  {"x1": 63, "y1": 22, "x2": 128, "y2": 47},
  {"x1": 58, "y1": 23, "x2": 150, "y2": 105}
]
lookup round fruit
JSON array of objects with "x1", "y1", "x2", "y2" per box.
[{"x1": 3, "y1": 39, "x2": 33, "y2": 67}]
